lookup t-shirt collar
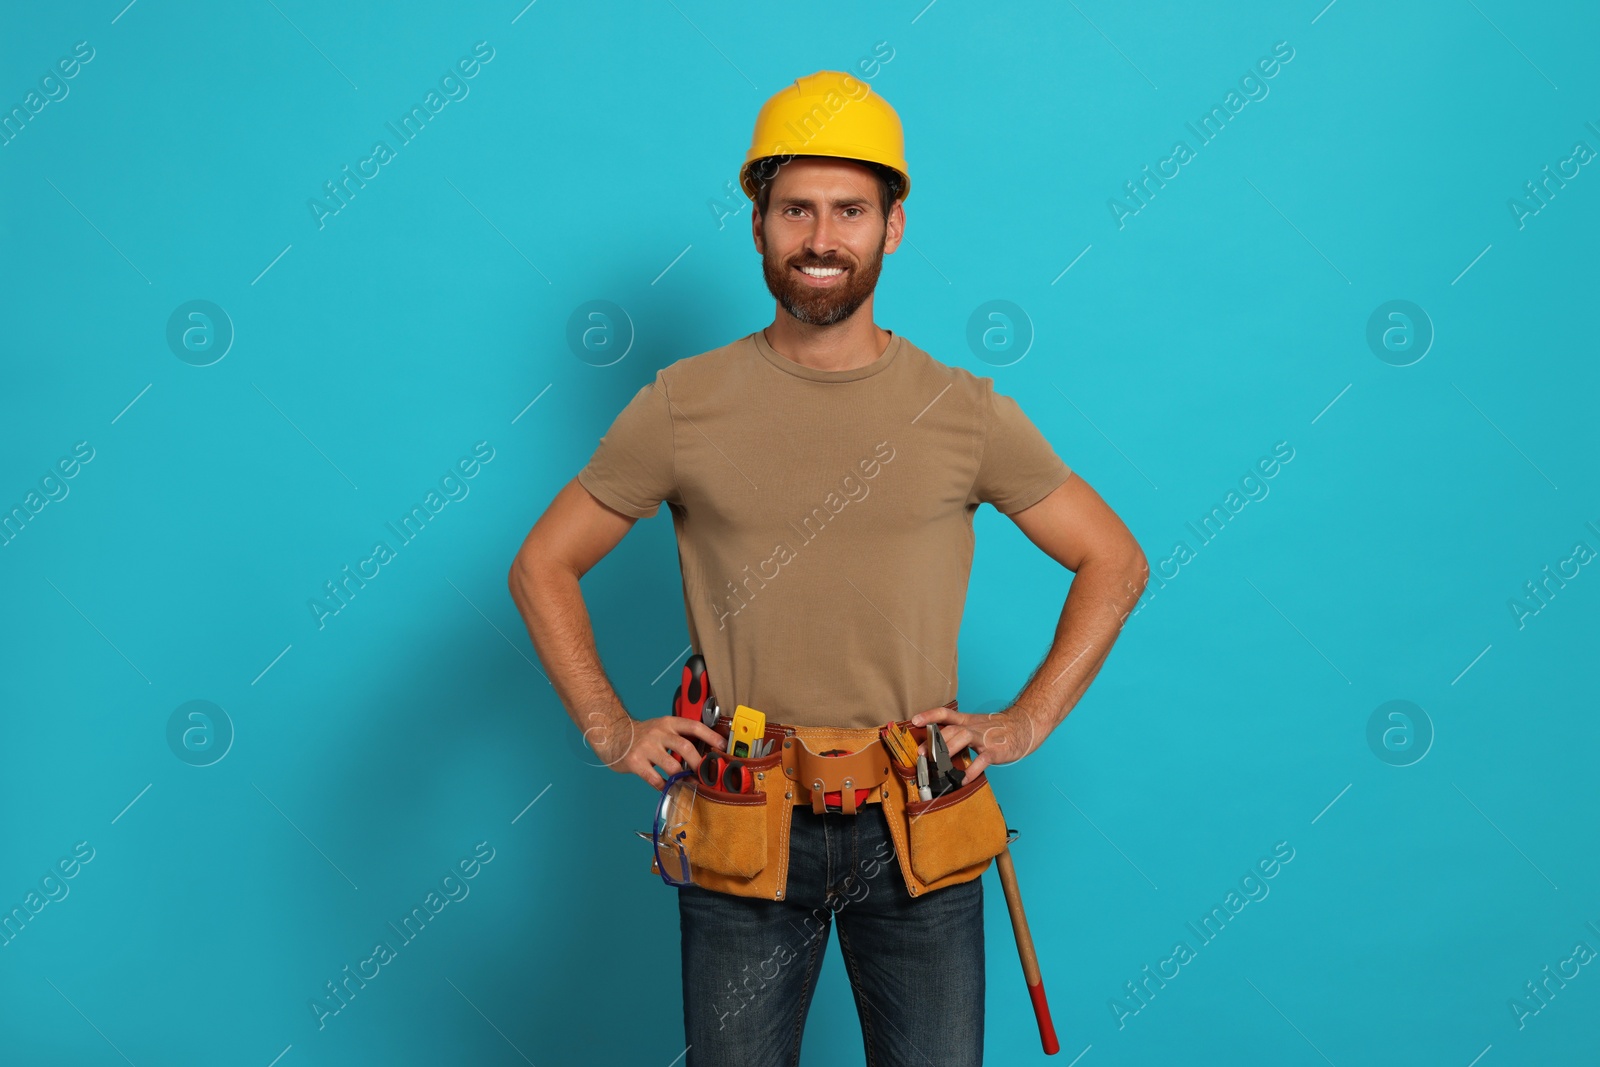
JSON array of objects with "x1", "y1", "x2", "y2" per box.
[{"x1": 752, "y1": 328, "x2": 901, "y2": 383}]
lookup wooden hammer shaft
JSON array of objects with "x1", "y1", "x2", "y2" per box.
[{"x1": 995, "y1": 846, "x2": 1060, "y2": 1055}]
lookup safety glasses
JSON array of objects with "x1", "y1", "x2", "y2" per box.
[{"x1": 651, "y1": 770, "x2": 699, "y2": 887}]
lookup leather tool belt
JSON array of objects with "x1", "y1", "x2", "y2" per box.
[{"x1": 650, "y1": 699, "x2": 1011, "y2": 903}]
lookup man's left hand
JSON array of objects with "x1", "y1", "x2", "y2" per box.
[{"x1": 910, "y1": 705, "x2": 1047, "y2": 780}]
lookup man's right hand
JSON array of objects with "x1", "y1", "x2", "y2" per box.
[{"x1": 583, "y1": 711, "x2": 727, "y2": 790}]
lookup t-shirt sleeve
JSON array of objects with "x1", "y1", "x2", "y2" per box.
[
  {"x1": 576, "y1": 372, "x2": 676, "y2": 518},
  {"x1": 966, "y1": 381, "x2": 1073, "y2": 514}
]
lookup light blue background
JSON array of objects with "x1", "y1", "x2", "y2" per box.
[{"x1": 3, "y1": 1, "x2": 1596, "y2": 1064}]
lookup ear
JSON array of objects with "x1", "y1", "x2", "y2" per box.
[
  {"x1": 751, "y1": 205, "x2": 765, "y2": 255},
  {"x1": 883, "y1": 199, "x2": 906, "y2": 255}
]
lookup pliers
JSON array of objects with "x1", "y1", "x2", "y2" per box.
[{"x1": 926, "y1": 723, "x2": 965, "y2": 794}]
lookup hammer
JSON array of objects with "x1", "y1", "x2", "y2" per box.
[{"x1": 995, "y1": 844, "x2": 1059, "y2": 1055}]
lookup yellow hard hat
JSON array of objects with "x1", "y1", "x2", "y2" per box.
[{"x1": 740, "y1": 71, "x2": 910, "y2": 205}]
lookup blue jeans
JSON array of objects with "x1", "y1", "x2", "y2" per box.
[{"x1": 679, "y1": 804, "x2": 986, "y2": 1067}]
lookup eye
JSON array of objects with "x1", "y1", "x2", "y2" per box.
[{"x1": 843, "y1": 207, "x2": 863, "y2": 217}]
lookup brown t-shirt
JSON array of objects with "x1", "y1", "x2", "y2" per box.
[{"x1": 577, "y1": 329, "x2": 1073, "y2": 730}]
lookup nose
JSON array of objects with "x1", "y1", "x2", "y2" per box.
[{"x1": 807, "y1": 212, "x2": 842, "y2": 260}]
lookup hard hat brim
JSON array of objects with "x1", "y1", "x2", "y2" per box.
[{"x1": 740, "y1": 151, "x2": 910, "y2": 205}]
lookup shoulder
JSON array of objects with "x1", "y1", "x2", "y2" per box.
[
  {"x1": 656, "y1": 334, "x2": 758, "y2": 394},
  {"x1": 893, "y1": 335, "x2": 1000, "y2": 407}
]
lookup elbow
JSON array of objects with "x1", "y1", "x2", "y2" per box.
[
  {"x1": 507, "y1": 557, "x2": 527, "y2": 608},
  {"x1": 1115, "y1": 538, "x2": 1150, "y2": 599},
  {"x1": 508, "y1": 549, "x2": 545, "y2": 601},
  {"x1": 1129, "y1": 546, "x2": 1150, "y2": 597},
  {"x1": 509, "y1": 547, "x2": 575, "y2": 598}
]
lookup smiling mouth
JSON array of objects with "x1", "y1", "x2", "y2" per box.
[{"x1": 795, "y1": 264, "x2": 847, "y2": 285}]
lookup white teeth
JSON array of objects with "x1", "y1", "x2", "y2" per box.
[{"x1": 799, "y1": 266, "x2": 845, "y2": 277}]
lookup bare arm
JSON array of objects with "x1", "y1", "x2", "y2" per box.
[
  {"x1": 507, "y1": 478, "x2": 723, "y2": 788},
  {"x1": 913, "y1": 472, "x2": 1148, "y2": 777}
]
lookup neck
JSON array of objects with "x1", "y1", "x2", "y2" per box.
[{"x1": 763, "y1": 307, "x2": 892, "y2": 373}]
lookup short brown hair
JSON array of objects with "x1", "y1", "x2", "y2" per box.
[{"x1": 750, "y1": 155, "x2": 903, "y2": 221}]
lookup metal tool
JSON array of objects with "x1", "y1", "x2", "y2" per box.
[
  {"x1": 701, "y1": 693, "x2": 721, "y2": 730},
  {"x1": 914, "y1": 754, "x2": 932, "y2": 802},
  {"x1": 927, "y1": 723, "x2": 956, "y2": 795}
]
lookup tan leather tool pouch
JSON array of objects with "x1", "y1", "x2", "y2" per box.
[
  {"x1": 879, "y1": 724, "x2": 1010, "y2": 896},
  {"x1": 650, "y1": 734, "x2": 793, "y2": 901},
  {"x1": 684, "y1": 780, "x2": 768, "y2": 879}
]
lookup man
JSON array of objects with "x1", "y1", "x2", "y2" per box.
[{"x1": 508, "y1": 71, "x2": 1147, "y2": 1067}]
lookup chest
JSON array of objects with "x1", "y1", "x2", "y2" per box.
[{"x1": 672, "y1": 398, "x2": 976, "y2": 539}]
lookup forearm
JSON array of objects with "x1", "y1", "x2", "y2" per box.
[
  {"x1": 507, "y1": 558, "x2": 631, "y2": 736},
  {"x1": 1010, "y1": 550, "x2": 1148, "y2": 735}
]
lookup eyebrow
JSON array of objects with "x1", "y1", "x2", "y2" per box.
[{"x1": 776, "y1": 195, "x2": 874, "y2": 210}]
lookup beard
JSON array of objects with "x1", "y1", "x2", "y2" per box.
[{"x1": 761, "y1": 225, "x2": 886, "y2": 327}]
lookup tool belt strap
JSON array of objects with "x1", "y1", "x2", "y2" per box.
[{"x1": 710, "y1": 700, "x2": 957, "y2": 815}]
